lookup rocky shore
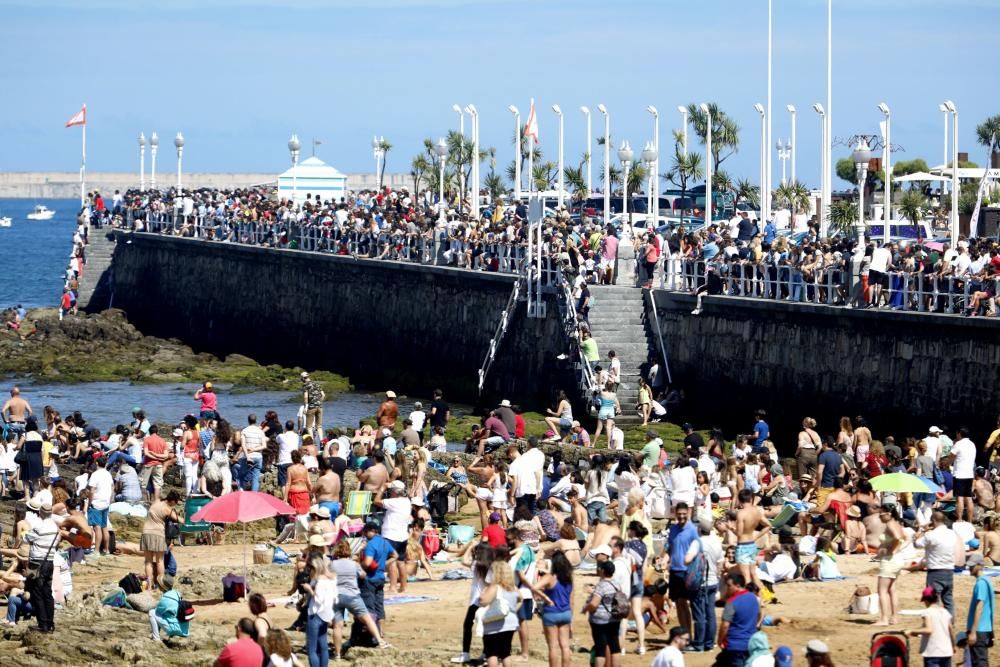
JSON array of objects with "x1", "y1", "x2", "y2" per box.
[{"x1": 0, "y1": 308, "x2": 349, "y2": 393}]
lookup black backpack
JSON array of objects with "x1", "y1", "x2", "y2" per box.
[
  {"x1": 119, "y1": 573, "x2": 143, "y2": 595},
  {"x1": 176, "y1": 596, "x2": 195, "y2": 623}
]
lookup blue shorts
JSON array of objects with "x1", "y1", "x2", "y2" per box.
[
  {"x1": 335, "y1": 593, "x2": 370, "y2": 619},
  {"x1": 87, "y1": 506, "x2": 109, "y2": 528},
  {"x1": 517, "y1": 599, "x2": 534, "y2": 622},
  {"x1": 542, "y1": 609, "x2": 572, "y2": 627},
  {"x1": 735, "y1": 542, "x2": 759, "y2": 566},
  {"x1": 320, "y1": 501, "x2": 341, "y2": 518},
  {"x1": 559, "y1": 417, "x2": 572, "y2": 434},
  {"x1": 598, "y1": 408, "x2": 614, "y2": 421},
  {"x1": 586, "y1": 501, "x2": 608, "y2": 524},
  {"x1": 486, "y1": 436, "x2": 505, "y2": 447}
]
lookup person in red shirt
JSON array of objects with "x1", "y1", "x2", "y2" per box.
[
  {"x1": 513, "y1": 407, "x2": 526, "y2": 439},
  {"x1": 482, "y1": 512, "x2": 507, "y2": 548},
  {"x1": 141, "y1": 425, "x2": 172, "y2": 502},
  {"x1": 214, "y1": 618, "x2": 264, "y2": 667}
]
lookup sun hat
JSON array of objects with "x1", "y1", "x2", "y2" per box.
[
  {"x1": 308, "y1": 534, "x2": 327, "y2": 548},
  {"x1": 157, "y1": 573, "x2": 175, "y2": 591},
  {"x1": 172, "y1": 427, "x2": 183, "y2": 437},
  {"x1": 301, "y1": 372, "x2": 310, "y2": 379},
  {"x1": 26, "y1": 497, "x2": 42, "y2": 512},
  {"x1": 846, "y1": 505, "x2": 862, "y2": 519},
  {"x1": 499, "y1": 399, "x2": 511, "y2": 408},
  {"x1": 805, "y1": 639, "x2": 830, "y2": 655},
  {"x1": 314, "y1": 506, "x2": 331, "y2": 519},
  {"x1": 389, "y1": 480, "x2": 405, "y2": 491},
  {"x1": 386, "y1": 390, "x2": 396, "y2": 399}
]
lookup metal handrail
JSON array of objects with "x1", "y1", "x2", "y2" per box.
[
  {"x1": 643, "y1": 287, "x2": 672, "y2": 385},
  {"x1": 477, "y1": 280, "x2": 523, "y2": 394},
  {"x1": 558, "y1": 278, "x2": 598, "y2": 396}
]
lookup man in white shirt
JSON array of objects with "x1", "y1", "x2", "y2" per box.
[
  {"x1": 690, "y1": 518, "x2": 725, "y2": 652},
  {"x1": 87, "y1": 457, "x2": 115, "y2": 555},
  {"x1": 651, "y1": 627, "x2": 690, "y2": 667},
  {"x1": 607, "y1": 351, "x2": 621, "y2": 392},
  {"x1": 275, "y1": 420, "x2": 301, "y2": 489},
  {"x1": 508, "y1": 439, "x2": 544, "y2": 514},
  {"x1": 868, "y1": 244, "x2": 891, "y2": 307},
  {"x1": 951, "y1": 427, "x2": 977, "y2": 523},
  {"x1": 238, "y1": 414, "x2": 268, "y2": 492},
  {"x1": 924, "y1": 426, "x2": 943, "y2": 462},
  {"x1": 914, "y1": 510, "x2": 956, "y2": 618},
  {"x1": 379, "y1": 482, "x2": 412, "y2": 594}
]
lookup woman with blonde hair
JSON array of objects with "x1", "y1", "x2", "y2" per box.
[
  {"x1": 478, "y1": 560, "x2": 520, "y2": 667},
  {"x1": 637, "y1": 378, "x2": 652, "y2": 426},
  {"x1": 328, "y1": 539, "x2": 386, "y2": 658},
  {"x1": 834, "y1": 416, "x2": 855, "y2": 461},
  {"x1": 795, "y1": 417, "x2": 821, "y2": 479}
]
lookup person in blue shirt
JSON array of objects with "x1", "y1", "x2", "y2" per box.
[
  {"x1": 148, "y1": 573, "x2": 190, "y2": 641},
  {"x1": 666, "y1": 502, "x2": 699, "y2": 635},
  {"x1": 965, "y1": 553, "x2": 994, "y2": 667},
  {"x1": 753, "y1": 411, "x2": 770, "y2": 452},
  {"x1": 717, "y1": 571, "x2": 760, "y2": 665},
  {"x1": 763, "y1": 218, "x2": 777, "y2": 246},
  {"x1": 360, "y1": 521, "x2": 397, "y2": 633}
]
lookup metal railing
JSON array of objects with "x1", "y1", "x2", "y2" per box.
[
  {"x1": 477, "y1": 280, "x2": 523, "y2": 394},
  {"x1": 643, "y1": 288, "x2": 672, "y2": 385},
  {"x1": 655, "y1": 256, "x2": 1000, "y2": 316},
  {"x1": 557, "y1": 279, "x2": 598, "y2": 397}
]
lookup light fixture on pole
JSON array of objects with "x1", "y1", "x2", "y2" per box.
[
  {"x1": 138, "y1": 132, "x2": 146, "y2": 192},
  {"x1": 813, "y1": 103, "x2": 827, "y2": 237},
  {"x1": 641, "y1": 142, "x2": 657, "y2": 226},
  {"x1": 851, "y1": 137, "x2": 872, "y2": 246},
  {"x1": 580, "y1": 106, "x2": 592, "y2": 194},
  {"x1": 786, "y1": 105, "x2": 797, "y2": 183},
  {"x1": 174, "y1": 132, "x2": 184, "y2": 192},
  {"x1": 646, "y1": 105, "x2": 659, "y2": 227},
  {"x1": 754, "y1": 104, "x2": 766, "y2": 218},
  {"x1": 878, "y1": 102, "x2": 891, "y2": 242},
  {"x1": 150, "y1": 132, "x2": 159, "y2": 191},
  {"x1": 700, "y1": 104, "x2": 712, "y2": 223},
  {"x1": 677, "y1": 105, "x2": 688, "y2": 156},
  {"x1": 618, "y1": 141, "x2": 634, "y2": 224},
  {"x1": 938, "y1": 103, "x2": 949, "y2": 197},
  {"x1": 766, "y1": 0, "x2": 773, "y2": 226},
  {"x1": 435, "y1": 137, "x2": 449, "y2": 224},
  {"x1": 943, "y1": 100, "x2": 958, "y2": 246},
  {"x1": 452, "y1": 104, "x2": 465, "y2": 203},
  {"x1": 508, "y1": 105, "x2": 520, "y2": 201},
  {"x1": 552, "y1": 104, "x2": 564, "y2": 208},
  {"x1": 777, "y1": 139, "x2": 790, "y2": 185},
  {"x1": 466, "y1": 104, "x2": 479, "y2": 220},
  {"x1": 288, "y1": 134, "x2": 301, "y2": 203},
  {"x1": 598, "y1": 104, "x2": 610, "y2": 223},
  {"x1": 371, "y1": 136, "x2": 384, "y2": 191}
]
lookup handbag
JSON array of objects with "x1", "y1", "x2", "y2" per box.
[{"x1": 481, "y1": 594, "x2": 510, "y2": 624}]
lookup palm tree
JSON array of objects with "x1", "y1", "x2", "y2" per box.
[
  {"x1": 773, "y1": 180, "x2": 811, "y2": 214},
  {"x1": 484, "y1": 173, "x2": 505, "y2": 202},
  {"x1": 897, "y1": 190, "x2": 928, "y2": 224},
  {"x1": 713, "y1": 169, "x2": 733, "y2": 198},
  {"x1": 734, "y1": 178, "x2": 760, "y2": 211},
  {"x1": 686, "y1": 103, "x2": 740, "y2": 171},
  {"x1": 620, "y1": 162, "x2": 647, "y2": 226},
  {"x1": 532, "y1": 161, "x2": 557, "y2": 191},
  {"x1": 976, "y1": 114, "x2": 1000, "y2": 155},
  {"x1": 446, "y1": 131, "x2": 474, "y2": 204},
  {"x1": 377, "y1": 138, "x2": 392, "y2": 188},
  {"x1": 665, "y1": 150, "x2": 704, "y2": 218},
  {"x1": 828, "y1": 200, "x2": 858, "y2": 235},
  {"x1": 410, "y1": 154, "x2": 430, "y2": 194},
  {"x1": 563, "y1": 165, "x2": 587, "y2": 200}
]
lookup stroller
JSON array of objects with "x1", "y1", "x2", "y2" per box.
[{"x1": 871, "y1": 631, "x2": 909, "y2": 667}]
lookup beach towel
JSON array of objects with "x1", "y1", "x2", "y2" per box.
[
  {"x1": 384, "y1": 595, "x2": 437, "y2": 606},
  {"x1": 442, "y1": 568, "x2": 473, "y2": 580}
]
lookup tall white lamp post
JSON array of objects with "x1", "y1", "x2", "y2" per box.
[
  {"x1": 435, "y1": 138, "x2": 448, "y2": 224},
  {"x1": 598, "y1": 104, "x2": 610, "y2": 223},
  {"x1": 878, "y1": 102, "x2": 891, "y2": 241},
  {"x1": 466, "y1": 104, "x2": 479, "y2": 220},
  {"x1": 825, "y1": 0, "x2": 833, "y2": 232},
  {"x1": 813, "y1": 104, "x2": 827, "y2": 236},
  {"x1": 777, "y1": 139, "x2": 790, "y2": 185},
  {"x1": 646, "y1": 105, "x2": 659, "y2": 227},
  {"x1": 677, "y1": 105, "x2": 688, "y2": 156},
  {"x1": 138, "y1": 132, "x2": 146, "y2": 192},
  {"x1": 508, "y1": 105, "x2": 520, "y2": 201},
  {"x1": 552, "y1": 104, "x2": 564, "y2": 208},
  {"x1": 700, "y1": 104, "x2": 712, "y2": 223},
  {"x1": 289, "y1": 134, "x2": 301, "y2": 203},
  {"x1": 939, "y1": 103, "x2": 949, "y2": 196},
  {"x1": 453, "y1": 104, "x2": 465, "y2": 203},
  {"x1": 852, "y1": 137, "x2": 872, "y2": 246},
  {"x1": 786, "y1": 105, "x2": 797, "y2": 183},
  {"x1": 641, "y1": 142, "x2": 656, "y2": 225},
  {"x1": 618, "y1": 141, "x2": 633, "y2": 225},
  {"x1": 766, "y1": 0, "x2": 773, "y2": 225},
  {"x1": 150, "y1": 132, "x2": 159, "y2": 191},
  {"x1": 754, "y1": 104, "x2": 766, "y2": 216},
  {"x1": 174, "y1": 132, "x2": 184, "y2": 192},
  {"x1": 580, "y1": 106, "x2": 592, "y2": 194},
  {"x1": 372, "y1": 136, "x2": 384, "y2": 190},
  {"x1": 943, "y1": 100, "x2": 958, "y2": 246}
]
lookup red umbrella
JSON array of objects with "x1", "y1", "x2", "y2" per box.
[{"x1": 190, "y1": 491, "x2": 296, "y2": 589}]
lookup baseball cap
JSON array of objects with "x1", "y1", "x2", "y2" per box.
[
  {"x1": 389, "y1": 480, "x2": 405, "y2": 491},
  {"x1": 928, "y1": 425, "x2": 942, "y2": 434},
  {"x1": 966, "y1": 553, "x2": 986, "y2": 568},
  {"x1": 489, "y1": 512, "x2": 501, "y2": 523},
  {"x1": 775, "y1": 646, "x2": 794, "y2": 666},
  {"x1": 386, "y1": 390, "x2": 397, "y2": 398}
]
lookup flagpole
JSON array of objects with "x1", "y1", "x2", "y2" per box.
[{"x1": 80, "y1": 104, "x2": 87, "y2": 208}]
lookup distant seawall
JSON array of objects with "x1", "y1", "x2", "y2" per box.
[
  {"x1": 0, "y1": 172, "x2": 410, "y2": 199},
  {"x1": 106, "y1": 232, "x2": 573, "y2": 408}
]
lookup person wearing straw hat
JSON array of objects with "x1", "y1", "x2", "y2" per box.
[
  {"x1": 22, "y1": 500, "x2": 59, "y2": 632},
  {"x1": 149, "y1": 573, "x2": 190, "y2": 641}
]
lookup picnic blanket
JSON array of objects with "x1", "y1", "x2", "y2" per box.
[{"x1": 384, "y1": 595, "x2": 437, "y2": 606}]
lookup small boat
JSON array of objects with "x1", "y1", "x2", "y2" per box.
[
  {"x1": 0, "y1": 216, "x2": 11, "y2": 228},
  {"x1": 27, "y1": 204, "x2": 56, "y2": 220}
]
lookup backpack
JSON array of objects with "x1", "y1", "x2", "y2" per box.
[
  {"x1": 176, "y1": 594, "x2": 195, "y2": 623},
  {"x1": 222, "y1": 575, "x2": 247, "y2": 602},
  {"x1": 931, "y1": 464, "x2": 945, "y2": 486},
  {"x1": 421, "y1": 528, "x2": 442, "y2": 559},
  {"x1": 603, "y1": 583, "x2": 631, "y2": 621},
  {"x1": 119, "y1": 572, "x2": 143, "y2": 595},
  {"x1": 684, "y1": 540, "x2": 708, "y2": 594}
]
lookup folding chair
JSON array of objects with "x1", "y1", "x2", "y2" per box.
[{"x1": 345, "y1": 490, "x2": 373, "y2": 519}]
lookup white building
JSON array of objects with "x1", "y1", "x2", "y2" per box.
[{"x1": 278, "y1": 156, "x2": 348, "y2": 203}]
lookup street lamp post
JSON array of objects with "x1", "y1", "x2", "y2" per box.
[
  {"x1": 878, "y1": 102, "x2": 891, "y2": 242},
  {"x1": 150, "y1": 132, "x2": 159, "y2": 191},
  {"x1": 646, "y1": 105, "x2": 659, "y2": 228},
  {"x1": 453, "y1": 104, "x2": 465, "y2": 205},
  {"x1": 700, "y1": 104, "x2": 712, "y2": 223},
  {"x1": 174, "y1": 132, "x2": 184, "y2": 192},
  {"x1": 786, "y1": 105, "x2": 797, "y2": 183},
  {"x1": 642, "y1": 142, "x2": 656, "y2": 227},
  {"x1": 580, "y1": 106, "x2": 592, "y2": 194},
  {"x1": 466, "y1": 104, "x2": 479, "y2": 220},
  {"x1": 852, "y1": 137, "x2": 872, "y2": 246},
  {"x1": 618, "y1": 141, "x2": 634, "y2": 227},
  {"x1": 598, "y1": 104, "x2": 610, "y2": 223},
  {"x1": 777, "y1": 139, "x2": 790, "y2": 185},
  {"x1": 943, "y1": 100, "x2": 958, "y2": 246},
  {"x1": 766, "y1": 0, "x2": 773, "y2": 225},
  {"x1": 435, "y1": 138, "x2": 448, "y2": 224},
  {"x1": 372, "y1": 136, "x2": 384, "y2": 190},
  {"x1": 813, "y1": 104, "x2": 827, "y2": 236},
  {"x1": 138, "y1": 132, "x2": 146, "y2": 192},
  {"x1": 939, "y1": 103, "x2": 949, "y2": 196},
  {"x1": 289, "y1": 134, "x2": 301, "y2": 203},
  {"x1": 754, "y1": 104, "x2": 766, "y2": 218},
  {"x1": 677, "y1": 106, "x2": 688, "y2": 156},
  {"x1": 508, "y1": 105, "x2": 520, "y2": 201},
  {"x1": 552, "y1": 104, "x2": 564, "y2": 208},
  {"x1": 826, "y1": 0, "x2": 833, "y2": 231}
]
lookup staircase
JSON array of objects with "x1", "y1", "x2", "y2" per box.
[
  {"x1": 78, "y1": 229, "x2": 117, "y2": 312},
  {"x1": 585, "y1": 239, "x2": 654, "y2": 424}
]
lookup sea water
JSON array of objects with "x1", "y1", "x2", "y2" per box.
[{"x1": 0, "y1": 198, "x2": 80, "y2": 309}]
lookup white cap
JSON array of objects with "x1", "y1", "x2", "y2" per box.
[
  {"x1": 928, "y1": 426, "x2": 942, "y2": 434},
  {"x1": 589, "y1": 545, "x2": 612, "y2": 558},
  {"x1": 389, "y1": 480, "x2": 405, "y2": 491}
]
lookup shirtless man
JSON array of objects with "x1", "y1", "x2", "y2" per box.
[
  {"x1": 582, "y1": 517, "x2": 619, "y2": 556},
  {"x1": 567, "y1": 488, "x2": 588, "y2": 533},
  {"x1": 1, "y1": 386, "x2": 32, "y2": 439},
  {"x1": 357, "y1": 450, "x2": 389, "y2": 495},
  {"x1": 734, "y1": 488, "x2": 771, "y2": 592},
  {"x1": 313, "y1": 458, "x2": 342, "y2": 518},
  {"x1": 972, "y1": 468, "x2": 994, "y2": 519},
  {"x1": 979, "y1": 514, "x2": 1000, "y2": 565}
]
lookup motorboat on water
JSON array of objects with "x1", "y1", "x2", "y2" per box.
[
  {"x1": 0, "y1": 216, "x2": 11, "y2": 227},
  {"x1": 26, "y1": 204, "x2": 56, "y2": 220}
]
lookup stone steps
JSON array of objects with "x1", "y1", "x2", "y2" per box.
[{"x1": 77, "y1": 230, "x2": 117, "y2": 311}]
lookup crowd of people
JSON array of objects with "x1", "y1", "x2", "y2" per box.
[{"x1": 4, "y1": 373, "x2": 999, "y2": 666}]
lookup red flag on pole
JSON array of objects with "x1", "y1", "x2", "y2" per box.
[
  {"x1": 65, "y1": 106, "x2": 86, "y2": 128},
  {"x1": 524, "y1": 98, "x2": 539, "y2": 145}
]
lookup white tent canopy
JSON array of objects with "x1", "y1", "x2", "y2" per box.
[
  {"x1": 278, "y1": 156, "x2": 348, "y2": 204},
  {"x1": 893, "y1": 171, "x2": 951, "y2": 183},
  {"x1": 928, "y1": 165, "x2": 1000, "y2": 180}
]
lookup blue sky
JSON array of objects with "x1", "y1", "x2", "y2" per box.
[{"x1": 0, "y1": 0, "x2": 997, "y2": 188}]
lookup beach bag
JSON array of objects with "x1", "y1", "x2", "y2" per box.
[
  {"x1": 448, "y1": 523, "x2": 475, "y2": 545},
  {"x1": 272, "y1": 546, "x2": 291, "y2": 565},
  {"x1": 119, "y1": 572, "x2": 143, "y2": 595},
  {"x1": 222, "y1": 574, "x2": 247, "y2": 602},
  {"x1": 603, "y1": 584, "x2": 631, "y2": 621},
  {"x1": 648, "y1": 486, "x2": 669, "y2": 519},
  {"x1": 102, "y1": 588, "x2": 128, "y2": 608},
  {"x1": 421, "y1": 529, "x2": 441, "y2": 559},
  {"x1": 685, "y1": 540, "x2": 708, "y2": 594},
  {"x1": 176, "y1": 596, "x2": 195, "y2": 623},
  {"x1": 931, "y1": 464, "x2": 945, "y2": 486},
  {"x1": 481, "y1": 594, "x2": 511, "y2": 624}
]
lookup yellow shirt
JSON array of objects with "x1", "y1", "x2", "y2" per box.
[{"x1": 42, "y1": 440, "x2": 55, "y2": 467}]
